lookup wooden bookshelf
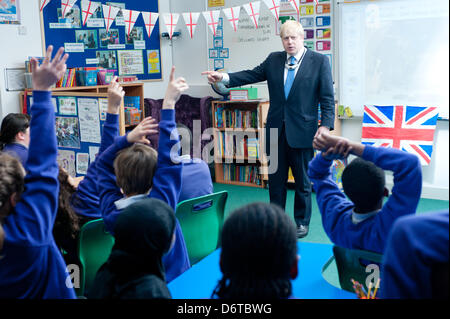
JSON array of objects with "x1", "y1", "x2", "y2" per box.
[
  {"x1": 212, "y1": 99, "x2": 269, "y2": 188},
  {"x1": 20, "y1": 82, "x2": 144, "y2": 136}
]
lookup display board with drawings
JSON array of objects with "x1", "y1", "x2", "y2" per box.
[
  {"x1": 208, "y1": 0, "x2": 334, "y2": 78},
  {"x1": 40, "y1": 0, "x2": 162, "y2": 81},
  {"x1": 25, "y1": 92, "x2": 114, "y2": 177},
  {"x1": 338, "y1": 0, "x2": 449, "y2": 119}
]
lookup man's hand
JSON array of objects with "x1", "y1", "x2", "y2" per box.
[
  {"x1": 313, "y1": 132, "x2": 352, "y2": 160},
  {"x1": 201, "y1": 70, "x2": 224, "y2": 84},
  {"x1": 31, "y1": 45, "x2": 69, "y2": 91},
  {"x1": 314, "y1": 125, "x2": 330, "y2": 139},
  {"x1": 126, "y1": 116, "x2": 158, "y2": 145},
  {"x1": 107, "y1": 76, "x2": 124, "y2": 114},
  {"x1": 162, "y1": 66, "x2": 189, "y2": 109}
]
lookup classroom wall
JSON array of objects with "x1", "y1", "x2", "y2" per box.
[{"x1": 1, "y1": 1, "x2": 448, "y2": 200}]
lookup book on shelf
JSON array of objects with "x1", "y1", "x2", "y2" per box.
[
  {"x1": 222, "y1": 164, "x2": 261, "y2": 185},
  {"x1": 214, "y1": 107, "x2": 258, "y2": 129},
  {"x1": 124, "y1": 96, "x2": 141, "y2": 110},
  {"x1": 247, "y1": 137, "x2": 259, "y2": 159}
]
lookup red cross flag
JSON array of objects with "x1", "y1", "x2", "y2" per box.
[
  {"x1": 162, "y1": 13, "x2": 180, "y2": 39},
  {"x1": 202, "y1": 10, "x2": 221, "y2": 37},
  {"x1": 182, "y1": 12, "x2": 200, "y2": 39},
  {"x1": 289, "y1": 0, "x2": 301, "y2": 16},
  {"x1": 102, "y1": 4, "x2": 120, "y2": 33},
  {"x1": 81, "y1": 0, "x2": 100, "y2": 26},
  {"x1": 40, "y1": 0, "x2": 52, "y2": 11},
  {"x1": 61, "y1": 0, "x2": 78, "y2": 18},
  {"x1": 223, "y1": 6, "x2": 241, "y2": 32},
  {"x1": 142, "y1": 11, "x2": 159, "y2": 39},
  {"x1": 263, "y1": 0, "x2": 281, "y2": 21},
  {"x1": 122, "y1": 9, "x2": 141, "y2": 37},
  {"x1": 243, "y1": 1, "x2": 261, "y2": 29}
]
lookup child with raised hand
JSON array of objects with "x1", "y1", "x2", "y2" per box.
[
  {"x1": 0, "y1": 46, "x2": 76, "y2": 298},
  {"x1": 308, "y1": 132, "x2": 422, "y2": 254},
  {"x1": 53, "y1": 77, "x2": 126, "y2": 266},
  {"x1": 96, "y1": 66, "x2": 191, "y2": 285}
]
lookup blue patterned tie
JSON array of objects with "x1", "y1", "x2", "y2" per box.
[{"x1": 284, "y1": 56, "x2": 296, "y2": 99}]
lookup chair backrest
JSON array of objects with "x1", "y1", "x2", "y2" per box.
[
  {"x1": 77, "y1": 218, "x2": 115, "y2": 297},
  {"x1": 176, "y1": 191, "x2": 228, "y2": 265},
  {"x1": 333, "y1": 245, "x2": 383, "y2": 293}
]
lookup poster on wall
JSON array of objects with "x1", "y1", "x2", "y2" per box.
[{"x1": 0, "y1": 0, "x2": 20, "y2": 24}]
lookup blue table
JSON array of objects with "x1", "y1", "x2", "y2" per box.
[{"x1": 168, "y1": 242, "x2": 356, "y2": 299}]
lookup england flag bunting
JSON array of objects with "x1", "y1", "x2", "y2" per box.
[
  {"x1": 102, "y1": 4, "x2": 120, "y2": 33},
  {"x1": 142, "y1": 11, "x2": 159, "y2": 39},
  {"x1": 263, "y1": 0, "x2": 281, "y2": 21},
  {"x1": 361, "y1": 105, "x2": 439, "y2": 166},
  {"x1": 202, "y1": 10, "x2": 221, "y2": 37},
  {"x1": 162, "y1": 13, "x2": 180, "y2": 39},
  {"x1": 40, "y1": 0, "x2": 51, "y2": 11},
  {"x1": 243, "y1": 1, "x2": 261, "y2": 29},
  {"x1": 182, "y1": 12, "x2": 200, "y2": 39},
  {"x1": 222, "y1": 6, "x2": 241, "y2": 32},
  {"x1": 122, "y1": 9, "x2": 141, "y2": 37},
  {"x1": 289, "y1": 0, "x2": 301, "y2": 16},
  {"x1": 81, "y1": 0, "x2": 100, "y2": 26},
  {"x1": 61, "y1": 0, "x2": 77, "y2": 17}
]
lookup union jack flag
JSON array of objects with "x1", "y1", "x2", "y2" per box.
[{"x1": 361, "y1": 105, "x2": 439, "y2": 165}]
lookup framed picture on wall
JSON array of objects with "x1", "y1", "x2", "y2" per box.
[{"x1": 0, "y1": 0, "x2": 21, "y2": 24}]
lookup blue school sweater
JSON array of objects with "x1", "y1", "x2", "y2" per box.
[
  {"x1": 72, "y1": 113, "x2": 119, "y2": 219},
  {"x1": 307, "y1": 145, "x2": 422, "y2": 254},
  {"x1": 0, "y1": 91, "x2": 76, "y2": 299},
  {"x1": 2, "y1": 142, "x2": 28, "y2": 166},
  {"x1": 96, "y1": 109, "x2": 191, "y2": 283},
  {"x1": 380, "y1": 211, "x2": 449, "y2": 299},
  {"x1": 179, "y1": 158, "x2": 213, "y2": 203}
]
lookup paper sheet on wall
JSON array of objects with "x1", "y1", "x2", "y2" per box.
[
  {"x1": 76, "y1": 152, "x2": 90, "y2": 175},
  {"x1": 89, "y1": 146, "x2": 100, "y2": 164},
  {"x1": 98, "y1": 98, "x2": 108, "y2": 121},
  {"x1": 78, "y1": 98, "x2": 101, "y2": 143},
  {"x1": 117, "y1": 50, "x2": 144, "y2": 75},
  {"x1": 57, "y1": 149, "x2": 76, "y2": 177},
  {"x1": 58, "y1": 96, "x2": 78, "y2": 115}
]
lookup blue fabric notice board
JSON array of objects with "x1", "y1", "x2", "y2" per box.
[
  {"x1": 40, "y1": 0, "x2": 162, "y2": 81},
  {"x1": 26, "y1": 93, "x2": 109, "y2": 178}
]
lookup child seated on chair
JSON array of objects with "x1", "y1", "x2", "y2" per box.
[
  {"x1": 381, "y1": 210, "x2": 449, "y2": 299},
  {"x1": 96, "y1": 67, "x2": 190, "y2": 283},
  {"x1": 0, "y1": 113, "x2": 30, "y2": 166},
  {"x1": 211, "y1": 202, "x2": 299, "y2": 299},
  {"x1": 308, "y1": 132, "x2": 422, "y2": 254},
  {"x1": 89, "y1": 198, "x2": 176, "y2": 299},
  {"x1": 52, "y1": 78, "x2": 125, "y2": 266},
  {"x1": 0, "y1": 46, "x2": 76, "y2": 298}
]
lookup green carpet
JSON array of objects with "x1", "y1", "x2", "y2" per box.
[{"x1": 213, "y1": 182, "x2": 449, "y2": 289}]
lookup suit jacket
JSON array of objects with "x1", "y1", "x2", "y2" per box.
[{"x1": 228, "y1": 49, "x2": 335, "y2": 151}]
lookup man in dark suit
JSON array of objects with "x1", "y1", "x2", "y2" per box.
[{"x1": 202, "y1": 20, "x2": 335, "y2": 238}]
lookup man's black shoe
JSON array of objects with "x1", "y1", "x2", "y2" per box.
[{"x1": 296, "y1": 225, "x2": 309, "y2": 238}]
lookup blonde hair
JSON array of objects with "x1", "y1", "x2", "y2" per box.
[{"x1": 280, "y1": 20, "x2": 304, "y2": 38}]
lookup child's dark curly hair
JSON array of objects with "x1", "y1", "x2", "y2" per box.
[{"x1": 53, "y1": 167, "x2": 80, "y2": 251}]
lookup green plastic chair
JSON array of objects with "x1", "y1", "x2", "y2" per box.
[
  {"x1": 326, "y1": 245, "x2": 383, "y2": 293},
  {"x1": 77, "y1": 218, "x2": 115, "y2": 297},
  {"x1": 176, "y1": 191, "x2": 228, "y2": 265}
]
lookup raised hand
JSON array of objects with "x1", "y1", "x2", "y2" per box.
[
  {"x1": 107, "y1": 76, "x2": 125, "y2": 114},
  {"x1": 162, "y1": 66, "x2": 189, "y2": 109},
  {"x1": 201, "y1": 70, "x2": 224, "y2": 84},
  {"x1": 126, "y1": 116, "x2": 158, "y2": 145},
  {"x1": 31, "y1": 45, "x2": 69, "y2": 91}
]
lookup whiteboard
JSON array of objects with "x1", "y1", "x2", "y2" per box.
[
  {"x1": 338, "y1": 0, "x2": 449, "y2": 118},
  {"x1": 207, "y1": 0, "x2": 294, "y2": 74}
]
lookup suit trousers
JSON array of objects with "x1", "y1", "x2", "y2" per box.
[{"x1": 268, "y1": 124, "x2": 314, "y2": 227}]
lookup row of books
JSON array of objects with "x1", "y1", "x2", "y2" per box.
[
  {"x1": 124, "y1": 108, "x2": 141, "y2": 126},
  {"x1": 124, "y1": 96, "x2": 141, "y2": 110},
  {"x1": 216, "y1": 132, "x2": 260, "y2": 159},
  {"x1": 215, "y1": 106, "x2": 259, "y2": 129},
  {"x1": 222, "y1": 164, "x2": 262, "y2": 185}
]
